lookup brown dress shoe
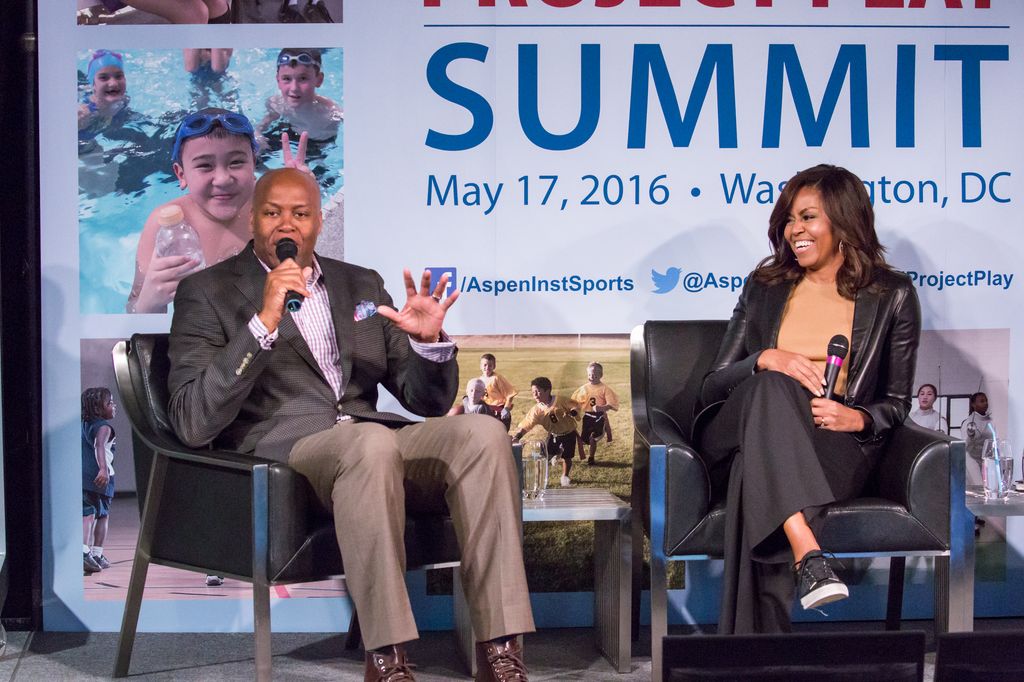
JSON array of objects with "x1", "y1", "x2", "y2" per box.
[
  {"x1": 476, "y1": 637, "x2": 528, "y2": 681},
  {"x1": 364, "y1": 644, "x2": 416, "y2": 682}
]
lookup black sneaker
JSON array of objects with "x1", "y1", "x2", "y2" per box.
[
  {"x1": 84, "y1": 552, "x2": 102, "y2": 574},
  {"x1": 92, "y1": 554, "x2": 111, "y2": 569},
  {"x1": 205, "y1": 575, "x2": 224, "y2": 587},
  {"x1": 795, "y1": 550, "x2": 848, "y2": 610}
]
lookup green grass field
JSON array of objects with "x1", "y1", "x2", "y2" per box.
[{"x1": 453, "y1": 345, "x2": 634, "y2": 593}]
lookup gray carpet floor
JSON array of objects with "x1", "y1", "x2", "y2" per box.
[
  {"x1": 2, "y1": 620, "x2": 995, "y2": 681},
  {"x1": 6, "y1": 618, "x2": 1024, "y2": 680},
  {"x1": 1, "y1": 627, "x2": 644, "y2": 681}
]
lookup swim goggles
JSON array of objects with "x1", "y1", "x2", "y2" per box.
[
  {"x1": 171, "y1": 111, "x2": 259, "y2": 163},
  {"x1": 277, "y1": 51, "x2": 321, "y2": 68}
]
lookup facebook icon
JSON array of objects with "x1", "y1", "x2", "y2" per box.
[{"x1": 427, "y1": 267, "x2": 457, "y2": 298}]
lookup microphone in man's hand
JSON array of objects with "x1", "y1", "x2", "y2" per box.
[
  {"x1": 823, "y1": 334, "x2": 850, "y2": 401},
  {"x1": 274, "y1": 238, "x2": 304, "y2": 313}
]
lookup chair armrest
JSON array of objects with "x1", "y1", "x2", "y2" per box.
[
  {"x1": 876, "y1": 423, "x2": 955, "y2": 545},
  {"x1": 647, "y1": 408, "x2": 688, "y2": 448},
  {"x1": 633, "y1": 408, "x2": 712, "y2": 541},
  {"x1": 633, "y1": 409, "x2": 686, "y2": 527},
  {"x1": 141, "y1": 428, "x2": 277, "y2": 471}
]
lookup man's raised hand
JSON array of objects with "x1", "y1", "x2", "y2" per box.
[{"x1": 376, "y1": 269, "x2": 459, "y2": 343}]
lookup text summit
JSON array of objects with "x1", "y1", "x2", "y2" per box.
[{"x1": 424, "y1": 42, "x2": 1008, "y2": 151}]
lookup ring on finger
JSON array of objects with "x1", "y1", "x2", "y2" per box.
[{"x1": 431, "y1": 294, "x2": 442, "y2": 302}]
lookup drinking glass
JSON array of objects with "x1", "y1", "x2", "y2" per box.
[
  {"x1": 982, "y1": 439, "x2": 1013, "y2": 500},
  {"x1": 522, "y1": 440, "x2": 548, "y2": 501}
]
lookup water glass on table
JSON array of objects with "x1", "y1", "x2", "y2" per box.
[
  {"x1": 522, "y1": 440, "x2": 548, "y2": 500},
  {"x1": 982, "y1": 439, "x2": 1013, "y2": 499}
]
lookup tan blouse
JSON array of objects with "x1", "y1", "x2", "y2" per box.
[{"x1": 776, "y1": 278, "x2": 855, "y2": 395}]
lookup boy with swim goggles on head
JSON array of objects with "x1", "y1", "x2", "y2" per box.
[
  {"x1": 127, "y1": 105, "x2": 312, "y2": 314},
  {"x1": 128, "y1": 109, "x2": 261, "y2": 314},
  {"x1": 257, "y1": 48, "x2": 343, "y2": 147}
]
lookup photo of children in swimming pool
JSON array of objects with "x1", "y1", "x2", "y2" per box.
[
  {"x1": 77, "y1": 47, "x2": 344, "y2": 315},
  {"x1": 76, "y1": 0, "x2": 342, "y2": 25}
]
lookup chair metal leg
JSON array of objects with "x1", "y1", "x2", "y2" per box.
[
  {"x1": 251, "y1": 465, "x2": 272, "y2": 681},
  {"x1": 648, "y1": 443, "x2": 668, "y2": 682},
  {"x1": 254, "y1": 582, "x2": 272, "y2": 682},
  {"x1": 649, "y1": 552, "x2": 668, "y2": 682},
  {"x1": 114, "y1": 454, "x2": 168, "y2": 677},
  {"x1": 885, "y1": 556, "x2": 906, "y2": 630},
  {"x1": 938, "y1": 542, "x2": 974, "y2": 633},
  {"x1": 344, "y1": 611, "x2": 362, "y2": 650},
  {"x1": 943, "y1": 439, "x2": 974, "y2": 632}
]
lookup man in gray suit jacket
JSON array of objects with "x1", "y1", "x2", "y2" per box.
[{"x1": 167, "y1": 168, "x2": 533, "y2": 681}]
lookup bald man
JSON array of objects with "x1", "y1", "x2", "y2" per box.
[{"x1": 167, "y1": 168, "x2": 533, "y2": 681}]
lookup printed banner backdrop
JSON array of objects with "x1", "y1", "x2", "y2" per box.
[{"x1": 41, "y1": 1, "x2": 1023, "y2": 631}]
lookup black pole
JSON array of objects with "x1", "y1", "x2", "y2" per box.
[{"x1": 0, "y1": 0, "x2": 42, "y2": 630}]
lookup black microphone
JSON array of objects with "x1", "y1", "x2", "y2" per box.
[
  {"x1": 823, "y1": 334, "x2": 850, "y2": 401},
  {"x1": 274, "y1": 238, "x2": 303, "y2": 313}
]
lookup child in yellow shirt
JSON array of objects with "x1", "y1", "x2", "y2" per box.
[
  {"x1": 480, "y1": 353, "x2": 517, "y2": 431},
  {"x1": 571, "y1": 362, "x2": 619, "y2": 463},
  {"x1": 512, "y1": 377, "x2": 580, "y2": 487}
]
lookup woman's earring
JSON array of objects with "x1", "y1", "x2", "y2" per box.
[{"x1": 839, "y1": 240, "x2": 846, "y2": 253}]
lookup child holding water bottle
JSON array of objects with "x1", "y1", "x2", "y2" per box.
[
  {"x1": 127, "y1": 108, "x2": 309, "y2": 313},
  {"x1": 127, "y1": 108, "x2": 258, "y2": 313}
]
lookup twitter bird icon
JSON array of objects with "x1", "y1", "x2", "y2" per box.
[{"x1": 651, "y1": 267, "x2": 681, "y2": 294}]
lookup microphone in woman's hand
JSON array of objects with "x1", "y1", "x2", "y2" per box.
[{"x1": 824, "y1": 334, "x2": 850, "y2": 401}]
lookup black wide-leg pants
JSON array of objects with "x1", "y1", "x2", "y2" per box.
[{"x1": 697, "y1": 371, "x2": 879, "y2": 633}]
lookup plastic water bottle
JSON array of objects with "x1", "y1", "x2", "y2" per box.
[
  {"x1": 153, "y1": 206, "x2": 206, "y2": 268},
  {"x1": 522, "y1": 441, "x2": 549, "y2": 501}
]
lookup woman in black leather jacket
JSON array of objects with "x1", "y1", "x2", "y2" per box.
[{"x1": 694, "y1": 164, "x2": 921, "y2": 633}]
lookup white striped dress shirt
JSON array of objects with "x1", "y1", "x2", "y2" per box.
[{"x1": 249, "y1": 255, "x2": 455, "y2": 411}]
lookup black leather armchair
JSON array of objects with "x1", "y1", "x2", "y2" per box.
[
  {"x1": 112, "y1": 334, "x2": 472, "y2": 680},
  {"x1": 630, "y1": 321, "x2": 974, "y2": 680}
]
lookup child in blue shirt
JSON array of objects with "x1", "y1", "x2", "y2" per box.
[{"x1": 82, "y1": 387, "x2": 116, "y2": 574}]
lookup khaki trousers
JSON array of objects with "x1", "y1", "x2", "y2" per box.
[{"x1": 289, "y1": 413, "x2": 535, "y2": 650}]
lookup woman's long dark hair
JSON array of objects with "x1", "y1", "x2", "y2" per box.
[{"x1": 753, "y1": 164, "x2": 889, "y2": 299}]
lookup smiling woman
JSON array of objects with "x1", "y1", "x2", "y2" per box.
[
  {"x1": 785, "y1": 187, "x2": 840, "y2": 276},
  {"x1": 690, "y1": 163, "x2": 921, "y2": 634}
]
